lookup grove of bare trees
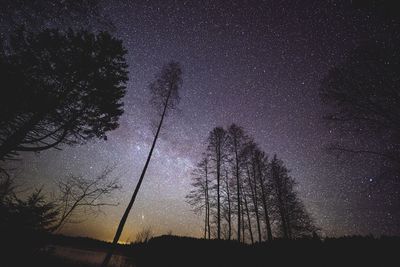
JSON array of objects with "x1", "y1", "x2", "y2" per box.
[{"x1": 187, "y1": 124, "x2": 317, "y2": 242}]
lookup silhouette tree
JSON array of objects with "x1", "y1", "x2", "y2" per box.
[
  {"x1": 270, "y1": 155, "x2": 290, "y2": 239},
  {"x1": 222, "y1": 168, "x2": 232, "y2": 240},
  {"x1": 133, "y1": 226, "x2": 153, "y2": 244},
  {"x1": 101, "y1": 61, "x2": 183, "y2": 267},
  {"x1": 253, "y1": 149, "x2": 273, "y2": 241},
  {"x1": 319, "y1": 38, "x2": 400, "y2": 169},
  {"x1": 240, "y1": 181, "x2": 254, "y2": 244},
  {"x1": 0, "y1": 185, "x2": 59, "y2": 257},
  {"x1": 241, "y1": 142, "x2": 263, "y2": 242},
  {"x1": 270, "y1": 155, "x2": 317, "y2": 238},
  {"x1": 0, "y1": 29, "x2": 128, "y2": 163},
  {"x1": 186, "y1": 157, "x2": 211, "y2": 239},
  {"x1": 187, "y1": 124, "x2": 317, "y2": 242},
  {"x1": 227, "y1": 124, "x2": 247, "y2": 242},
  {"x1": 52, "y1": 167, "x2": 121, "y2": 232},
  {"x1": 15, "y1": 188, "x2": 59, "y2": 231},
  {"x1": 207, "y1": 127, "x2": 228, "y2": 240}
]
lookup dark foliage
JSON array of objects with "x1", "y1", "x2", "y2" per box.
[
  {"x1": 320, "y1": 39, "x2": 400, "y2": 152},
  {"x1": 319, "y1": 1, "x2": 400, "y2": 177},
  {"x1": 0, "y1": 180, "x2": 59, "y2": 263},
  {"x1": 0, "y1": 28, "x2": 128, "y2": 162},
  {"x1": 0, "y1": 0, "x2": 109, "y2": 33}
]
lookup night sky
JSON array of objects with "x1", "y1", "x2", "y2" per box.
[{"x1": 12, "y1": 0, "x2": 399, "y2": 242}]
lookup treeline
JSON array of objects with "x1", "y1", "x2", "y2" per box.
[
  {"x1": 186, "y1": 124, "x2": 317, "y2": 242},
  {"x1": 128, "y1": 235, "x2": 399, "y2": 267}
]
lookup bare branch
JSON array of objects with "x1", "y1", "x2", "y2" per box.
[{"x1": 52, "y1": 166, "x2": 121, "y2": 232}]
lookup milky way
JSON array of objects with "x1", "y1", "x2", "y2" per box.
[{"x1": 12, "y1": 0, "x2": 399, "y2": 241}]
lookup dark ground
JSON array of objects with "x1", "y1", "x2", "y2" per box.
[{"x1": 3, "y1": 235, "x2": 399, "y2": 267}]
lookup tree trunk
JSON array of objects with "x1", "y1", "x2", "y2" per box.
[
  {"x1": 205, "y1": 163, "x2": 211, "y2": 239},
  {"x1": 247, "y1": 165, "x2": 261, "y2": 242},
  {"x1": 241, "y1": 183, "x2": 254, "y2": 244},
  {"x1": 225, "y1": 170, "x2": 232, "y2": 240},
  {"x1": 256, "y1": 161, "x2": 273, "y2": 241},
  {"x1": 204, "y1": 186, "x2": 208, "y2": 239},
  {"x1": 273, "y1": 163, "x2": 289, "y2": 239},
  {"x1": 233, "y1": 138, "x2": 241, "y2": 242},
  {"x1": 216, "y1": 146, "x2": 221, "y2": 240},
  {"x1": 101, "y1": 88, "x2": 171, "y2": 267},
  {"x1": 240, "y1": 198, "x2": 245, "y2": 243}
]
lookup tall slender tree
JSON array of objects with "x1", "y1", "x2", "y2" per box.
[
  {"x1": 186, "y1": 157, "x2": 211, "y2": 239},
  {"x1": 101, "y1": 62, "x2": 182, "y2": 267},
  {"x1": 227, "y1": 124, "x2": 246, "y2": 242},
  {"x1": 223, "y1": 168, "x2": 232, "y2": 240},
  {"x1": 245, "y1": 156, "x2": 262, "y2": 242},
  {"x1": 207, "y1": 127, "x2": 227, "y2": 240},
  {"x1": 254, "y1": 149, "x2": 273, "y2": 241},
  {"x1": 241, "y1": 181, "x2": 254, "y2": 244},
  {"x1": 271, "y1": 155, "x2": 289, "y2": 239},
  {"x1": 204, "y1": 158, "x2": 211, "y2": 239},
  {"x1": 244, "y1": 153, "x2": 262, "y2": 242}
]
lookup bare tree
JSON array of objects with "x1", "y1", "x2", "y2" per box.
[
  {"x1": 270, "y1": 155, "x2": 289, "y2": 239},
  {"x1": 223, "y1": 168, "x2": 232, "y2": 240},
  {"x1": 133, "y1": 226, "x2": 153, "y2": 244},
  {"x1": 319, "y1": 39, "x2": 400, "y2": 171},
  {"x1": 270, "y1": 156, "x2": 317, "y2": 239},
  {"x1": 187, "y1": 124, "x2": 318, "y2": 242},
  {"x1": 253, "y1": 149, "x2": 273, "y2": 241},
  {"x1": 240, "y1": 181, "x2": 254, "y2": 244},
  {"x1": 186, "y1": 157, "x2": 211, "y2": 239},
  {"x1": 241, "y1": 143, "x2": 262, "y2": 242},
  {"x1": 207, "y1": 127, "x2": 228, "y2": 240},
  {"x1": 227, "y1": 124, "x2": 246, "y2": 242},
  {"x1": 52, "y1": 167, "x2": 121, "y2": 232},
  {"x1": 102, "y1": 62, "x2": 183, "y2": 267}
]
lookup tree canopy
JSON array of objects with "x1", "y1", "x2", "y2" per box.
[
  {"x1": 319, "y1": 38, "x2": 400, "y2": 166},
  {"x1": 0, "y1": 29, "x2": 128, "y2": 162},
  {"x1": 0, "y1": 0, "x2": 109, "y2": 33}
]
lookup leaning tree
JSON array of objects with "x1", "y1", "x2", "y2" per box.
[{"x1": 101, "y1": 62, "x2": 183, "y2": 267}]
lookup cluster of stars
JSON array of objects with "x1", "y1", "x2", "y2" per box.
[{"x1": 14, "y1": 0, "x2": 400, "y2": 240}]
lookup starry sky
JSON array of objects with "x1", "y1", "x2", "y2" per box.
[{"x1": 11, "y1": 0, "x2": 400, "y2": 241}]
